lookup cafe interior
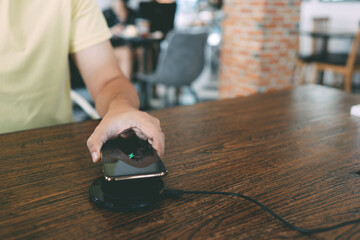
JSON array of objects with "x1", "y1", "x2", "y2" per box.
[
  {"x1": 72, "y1": 0, "x2": 360, "y2": 121},
  {"x1": 3, "y1": 0, "x2": 360, "y2": 238}
]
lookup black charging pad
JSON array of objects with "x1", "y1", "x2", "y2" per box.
[{"x1": 89, "y1": 176, "x2": 165, "y2": 211}]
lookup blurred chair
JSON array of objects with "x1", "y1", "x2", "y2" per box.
[
  {"x1": 70, "y1": 90, "x2": 100, "y2": 120},
  {"x1": 137, "y1": 29, "x2": 208, "y2": 109},
  {"x1": 311, "y1": 17, "x2": 330, "y2": 54},
  {"x1": 297, "y1": 17, "x2": 330, "y2": 84},
  {"x1": 312, "y1": 30, "x2": 360, "y2": 93},
  {"x1": 69, "y1": 56, "x2": 100, "y2": 120}
]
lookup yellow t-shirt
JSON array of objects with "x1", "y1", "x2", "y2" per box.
[{"x1": 0, "y1": 0, "x2": 111, "y2": 134}]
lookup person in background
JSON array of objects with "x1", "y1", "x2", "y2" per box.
[
  {"x1": 98, "y1": 0, "x2": 136, "y2": 79},
  {"x1": 126, "y1": 0, "x2": 152, "y2": 12},
  {"x1": 0, "y1": 0, "x2": 165, "y2": 162}
]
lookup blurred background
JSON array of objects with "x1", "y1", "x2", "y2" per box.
[{"x1": 72, "y1": 0, "x2": 360, "y2": 121}]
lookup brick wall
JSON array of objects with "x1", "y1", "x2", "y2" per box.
[{"x1": 219, "y1": 0, "x2": 301, "y2": 98}]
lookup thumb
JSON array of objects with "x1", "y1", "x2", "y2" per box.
[{"x1": 87, "y1": 128, "x2": 108, "y2": 163}]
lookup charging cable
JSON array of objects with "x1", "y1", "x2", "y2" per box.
[{"x1": 165, "y1": 189, "x2": 360, "y2": 234}]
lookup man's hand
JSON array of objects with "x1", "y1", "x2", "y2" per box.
[
  {"x1": 72, "y1": 40, "x2": 165, "y2": 162},
  {"x1": 87, "y1": 105, "x2": 165, "y2": 163}
]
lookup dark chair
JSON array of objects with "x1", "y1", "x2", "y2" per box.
[
  {"x1": 137, "y1": 29, "x2": 208, "y2": 109},
  {"x1": 68, "y1": 56, "x2": 99, "y2": 120},
  {"x1": 312, "y1": 31, "x2": 360, "y2": 92},
  {"x1": 296, "y1": 17, "x2": 330, "y2": 84}
]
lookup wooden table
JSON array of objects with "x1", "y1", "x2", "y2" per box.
[{"x1": 1, "y1": 85, "x2": 360, "y2": 239}]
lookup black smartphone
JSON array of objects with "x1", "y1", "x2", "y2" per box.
[{"x1": 101, "y1": 132, "x2": 167, "y2": 181}]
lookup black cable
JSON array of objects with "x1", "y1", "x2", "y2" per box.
[{"x1": 165, "y1": 188, "x2": 360, "y2": 234}]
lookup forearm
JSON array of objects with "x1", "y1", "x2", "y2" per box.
[
  {"x1": 94, "y1": 76, "x2": 139, "y2": 117},
  {"x1": 72, "y1": 41, "x2": 139, "y2": 117},
  {"x1": 74, "y1": 40, "x2": 164, "y2": 162}
]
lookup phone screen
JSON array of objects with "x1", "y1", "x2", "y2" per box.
[{"x1": 101, "y1": 133, "x2": 167, "y2": 181}]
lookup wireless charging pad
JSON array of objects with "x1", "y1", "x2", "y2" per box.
[{"x1": 89, "y1": 176, "x2": 165, "y2": 211}]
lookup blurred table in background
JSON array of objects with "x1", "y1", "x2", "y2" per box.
[
  {"x1": 111, "y1": 34, "x2": 163, "y2": 74},
  {"x1": 299, "y1": 30, "x2": 355, "y2": 56}
]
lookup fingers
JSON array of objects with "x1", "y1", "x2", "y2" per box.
[
  {"x1": 87, "y1": 124, "x2": 115, "y2": 163},
  {"x1": 87, "y1": 111, "x2": 165, "y2": 163},
  {"x1": 152, "y1": 131, "x2": 165, "y2": 158},
  {"x1": 87, "y1": 132, "x2": 104, "y2": 163},
  {"x1": 145, "y1": 131, "x2": 165, "y2": 158},
  {"x1": 131, "y1": 113, "x2": 165, "y2": 158}
]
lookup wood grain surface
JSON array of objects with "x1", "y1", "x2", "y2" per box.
[{"x1": 1, "y1": 85, "x2": 360, "y2": 239}]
